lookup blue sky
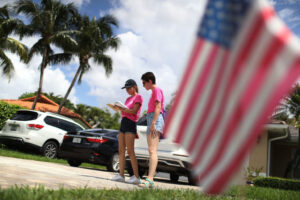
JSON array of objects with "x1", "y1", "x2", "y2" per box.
[{"x1": 1, "y1": 0, "x2": 300, "y2": 113}]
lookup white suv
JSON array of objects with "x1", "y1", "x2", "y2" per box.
[
  {"x1": 126, "y1": 115, "x2": 195, "y2": 185},
  {"x1": 0, "y1": 110, "x2": 84, "y2": 158}
]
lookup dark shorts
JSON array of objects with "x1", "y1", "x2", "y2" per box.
[{"x1": 120, "y1": 117, "x2": 137, "y2": 134}]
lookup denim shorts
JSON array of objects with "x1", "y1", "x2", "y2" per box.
[{"x1": 146, "y1": 112, "x2": 164, "y2": 134}]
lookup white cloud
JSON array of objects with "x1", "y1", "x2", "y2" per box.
[
  {"x1": 278, "y1": 8, "x2": 294, "y2": 20},
  {"x1": 61, "y1": 0, "x2": 90, "y2": 7},
  {"x1": 0, "y1": 0, "x2": 15, "y2": 7},
  {"x1": 84, "y1": 0, "x2": 207, "y2": 111}
]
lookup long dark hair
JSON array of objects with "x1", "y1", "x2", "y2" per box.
[{"x1": 133, "y1": 85, "x2": 139, "y2": 93}]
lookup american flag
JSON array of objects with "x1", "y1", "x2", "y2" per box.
[{"x1": 164, "y1": 0, "x2": 300, "y2": 194}]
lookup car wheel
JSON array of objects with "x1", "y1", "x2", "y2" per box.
[
  {"x1": 170, "y1": 172, "x2": 179, "y2": 183},
  {"x1": 126, "y1": 162, "x2": 146, "y2": 178},
  {"x1": 188, "y1": 172, "x2": 197, "y2": 185},
  {"x1": 138, "y1": 168, "x2": 146, "y2": 178},
  {"x1": 42, "y1": 141, "x2": 58, "y2": 159},
  {"x1": 67, "y1": 160, "x2": 82, "y2": 167},
  {"x1": 107, "y1": 153, "x2": 119, "y2": 172},
  {"x1": 126, "y1": 161, "x2": 134, "y2": 176}
]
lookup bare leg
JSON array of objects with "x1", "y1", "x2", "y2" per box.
[
  {"x1": 146, "y1": 132, "x2": 160, "y2": 181},
  {"x1": 118, "y1": 132, "x2": 126, "y2": 177},
  {"x1": 125, "y1": 133, "x2": 139, "y2": 178}
]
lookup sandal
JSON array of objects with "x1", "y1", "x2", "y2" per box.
[{"x1": 139, "y1": 178, "x2": 154, "y2": 188}]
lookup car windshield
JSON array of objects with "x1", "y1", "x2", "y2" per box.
[{"x1": 11, "y1": 111, "x2": 38, "y2": 121}]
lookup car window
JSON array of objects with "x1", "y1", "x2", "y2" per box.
[
  {"x1": 137, "y1": 115, "x2": 147, "y2": 126},
  {"x1": 44, "y1": 116, "x2": 60, "y2": 128},
  {"x1": 57, "y1": 119, "x2": 83, "y2": 132},
  {"x1": 44, "y1": 116, "x2": 83, "y2": 132},
  {"x1": 11, "y1": 111, "x2": 38, "y2": 121}
]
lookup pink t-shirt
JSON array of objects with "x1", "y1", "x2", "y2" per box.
[
  {"x1": 147, "y1": 87, "x2": 164, "y2": 113},
  {"x1": 121, "y1": 94, "x2": 143, "y2": 122}
]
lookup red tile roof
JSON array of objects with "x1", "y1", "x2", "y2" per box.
[{"x1": 1, "y1": 95, "x2": 91, "y2": 128}]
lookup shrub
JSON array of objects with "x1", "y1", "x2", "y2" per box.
[
  {"x1": 0, "y1": 101, "x2": 24, "y2": 130},
  {"x1": 253, "y1": 176, "x2": 300, "y2": 191}
]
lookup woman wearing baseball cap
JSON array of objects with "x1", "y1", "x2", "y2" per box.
[{"x1": 111, "y1": 79, "x2": 143, "y2": 184}]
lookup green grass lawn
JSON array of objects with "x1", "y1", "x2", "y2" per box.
[{"x1": 0, "y1": 185, "x2": 300, "y2": 200}]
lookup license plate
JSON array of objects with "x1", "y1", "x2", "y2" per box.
[
  {"x1": 10, "y1": 125, "x2": 17, "y2": 131},
  {"x1": 72, "y1": 138, "x2": 81, "y2": 143}
]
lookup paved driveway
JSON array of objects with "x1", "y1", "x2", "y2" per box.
[{"x1": 0, "y1": 156, "x2": 200, "y2": 190}]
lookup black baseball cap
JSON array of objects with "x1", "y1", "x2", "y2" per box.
[{"x1": 121, "y1": 79, "x2": 137, "y2": 89}]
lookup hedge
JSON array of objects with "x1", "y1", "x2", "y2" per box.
[
  {"x1": 253, "y1": 176, "x2": 300, "y2": 191},
  {"x1": 0, "y1": 101, "x2": 25, "y2": 130}
]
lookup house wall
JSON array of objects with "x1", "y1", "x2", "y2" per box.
[{"x1": 248, "y1": 130, "x2": 268, "y2": 175}]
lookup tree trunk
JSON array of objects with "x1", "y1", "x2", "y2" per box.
[
  {"x1": 31, "y1": 48, "x2": 48, "y2": 110},
  {"x1": 57, "y1": 66, "x2": 82, "y2": 114}
]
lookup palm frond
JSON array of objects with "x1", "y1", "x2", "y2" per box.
[
  {"x1": 92, "y1": 53, "x2": 112, "y2": 76},
  {"x1": 27, "y1": 38, "x2": 44, "y2": 61},
  {"x1": 14, "y1": 0, "x2": 40, "y2": 19},
  {"x1": 3, "y1": 37, "x2": 27, "y2": 61},
  {"x1": 51, "y1": 31, "x2": 78, "y2": 51},
  {"x1": 0, "y1": 49, "x2": 14, "y2": 80},
  {"x1": 0, "y1": 5, "x2": 9, "y2": 20},
  {"x1": 0, "y1": 18, "x2": 24, "y2": 36},
  {"x1": 102, "y1": 37, "x2": 120, "y2": 51},
  {"x1": 97, "y1": 15, "x2": 118, "y2": 37},
  {"x1": 47, "y1": 53, "x2": 73, "y2": 65}
]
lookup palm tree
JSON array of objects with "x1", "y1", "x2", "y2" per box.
[
  {"x1": 57, "y1": 14, "x2": 120, "y2": 114},
  {"x1": 14, "y1": 0, "x2": 78, "y2": 110},
  {"x1": 0, "y1": 5, "x2": 27, "y2": 80},
  {"x1": 273, "y1": 84, "x2": 300, "y2": 123}
]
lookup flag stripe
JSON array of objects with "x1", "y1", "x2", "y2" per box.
[
  {"x1": 174, "y1": 44, "x2": 222, "y2": 145},
  {"x1": 191, "y1": 4, "x2": 285, "y2": 176},
  {"x1": 202, "y1": 20, "x2": 298, "y2": 193},
  {"x1": 191, "y1": 16, "x2": 274, "y2": 172},
  {"x1": 180, "y1": 3, "x2": 266, "y2": 154},
  {"x1": 165, "y1": 0, "x2": 300, "y2": 194},
  {"x1": 164, "y1": 39, "x2": 206, "y2": 140},
  {"x1": 188, "y1": 4, "x2": 270, "y2": 164},
  {"x1": 194, "y1": 24, "x2": 291, "y2": 183},
  {"x1": 181, "y1": 49, "x2": 229, "y2": 149},
  {"x1": 205, "y1": 50, "x2": 300, "y2": 194}
]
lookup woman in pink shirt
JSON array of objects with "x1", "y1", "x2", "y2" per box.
[
  {"x1": 140, "y1": 72, "x2": 164, "y2": 188},
  {"x1": 111, "y1": 79, "x2": 143, "y2": 184}
]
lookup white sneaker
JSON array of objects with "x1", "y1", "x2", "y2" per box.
[
  {"x1": 127, "y1": 175, "x2": 141, "y2": 184},
  {"x1": 111, "y1": 173, "x2": 125, "y2": 182}
]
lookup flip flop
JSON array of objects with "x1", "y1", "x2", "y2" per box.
[{"x1": 139, "y1": 178, "x2": 154, "y2": 188}]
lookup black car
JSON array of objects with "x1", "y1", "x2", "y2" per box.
[{"x1": 59, "y1": 128, "x2": 119, "y2": 172}]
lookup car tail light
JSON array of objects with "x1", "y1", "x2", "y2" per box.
[
  {"x1": 27, "y1": 124, "x2": 44, "y2": 130},
  {"x1": 64, "y1": 135, "x2": 69, "y2": 140},
  {"x1": 135, "y1": 133, "x2": 139, "y2": 139},
  {"x1": 87, "y1": 137, "x2": 108, "y2": 143}
]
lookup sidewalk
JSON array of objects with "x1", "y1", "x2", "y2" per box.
[{"x1": 0, "y1": 156, "x2": 200, "y2": 190}]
